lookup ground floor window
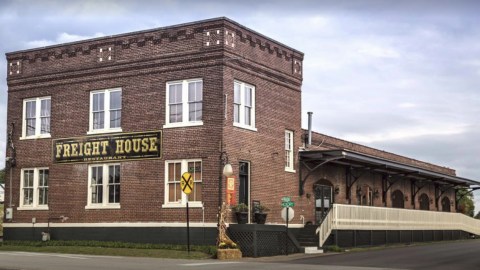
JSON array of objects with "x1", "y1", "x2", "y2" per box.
[
  {"x1": 164, "y1": 159, "x2": 202, "y2": 207},
  {"x1": 86, "y1": 163, "x2": 120, "y2": 209},
  {"x1": 18, "y1": 168, "x2": 49, "y2": 210}
]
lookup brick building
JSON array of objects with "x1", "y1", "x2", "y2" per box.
[{"x1": 3, "y1": 17, "x2": 479, "y2": 247}]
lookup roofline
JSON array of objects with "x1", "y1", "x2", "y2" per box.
[
  {"x1": 301, "y1": 149, "x2": 480, "y2": 186},
  {"x1": 305, "y1": 129, "x2": 455, "y2": 174},
  {"x1": 6, "y1": 17, "x2": 304, "y2": 56}
]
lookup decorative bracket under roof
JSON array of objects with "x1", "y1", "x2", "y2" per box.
[
  {"x1": 298, "y1": 156, "x2": 344, "y2": 196},
  {"x1": 346, "y1": 166, "x2": 365, "y2": 204},
  {"x1": 434, "y1": 182, "x2": 455, "y2": 210},
  {"x1": 411, "y1": 179, "x2": 426, "y2": 208},
  {"x1": 382, "y1": 174, "x2": 399, "y2": 206}
]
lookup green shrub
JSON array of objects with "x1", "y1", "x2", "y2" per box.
[{"x1": 324, "y1": 245, "x2": 345, "y2": 252}]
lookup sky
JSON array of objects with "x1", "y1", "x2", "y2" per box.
[{"x1": 0, "y1": 0, "x2": 479, "y2": 213}]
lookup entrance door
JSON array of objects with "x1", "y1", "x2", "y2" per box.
[
  {"x1": 238, "y1": 162, "x2": 250, "y2": 206},
  {"x1": 391, "y1": 190, "x2": 405, "y2": 208},
  {"x1": 441, "y1": 197, "x2": 451, "y2": 212},
  {"x1": 314, "y1": 184, "x2": 333, "y2": 224},
  {"x1": 419, "y1": 193, "x2": 430, "y2": 210}
]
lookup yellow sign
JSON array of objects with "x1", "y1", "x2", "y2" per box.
[{"x1": 181, "y1": 172, "x2": 194, "y2": 195}]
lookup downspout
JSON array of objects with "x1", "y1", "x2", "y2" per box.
[{"x1": 307, "y1": 112, "x2": 313, "y2": 146}]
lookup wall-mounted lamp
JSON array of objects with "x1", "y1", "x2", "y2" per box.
[
  {"x1": 373, "y1": 189, "x2": 379, "y2": 198},
  {"x1": 404, "y1": 195, "x2": 409, "y2": 202},
  {"x1": 430, "y1": 198, "x2": 433, "y2": 204},
  {"x1": 356, "y1": 186, "x2": 362, "y2": 196},
  {"x1": 223, "y1": 163, "x2": 233, "y2": 177},
  {"x1": 334, "y1": 186, "x2": 340, "y2": 195}
]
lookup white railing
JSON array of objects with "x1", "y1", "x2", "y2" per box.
[
  {"x1": 316, "y1": 204, "x2": 480, "y2": 247},
  {"x1": 316, "y1": 207, "x2": 334, "y2": 247}
]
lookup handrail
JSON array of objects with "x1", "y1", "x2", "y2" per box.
[
  {"x1": 316, "y1": 204, "x2": 480, "y2": 247},
  {"x1": 316, "y1": 205, "x2": 335, "y2": 247}
]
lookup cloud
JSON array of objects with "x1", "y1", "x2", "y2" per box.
[
  {"x1": 24, "y1": 32, "x2": 105, "y2": 49},
  {"x1": 398, "y1": 102, "x2": 417, "y2": 108},
  {"x1": 357, "y1": 43, "x2": 401, "y2": 58}
]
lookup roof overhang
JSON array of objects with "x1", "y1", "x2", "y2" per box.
[{"x1": 300, "y1": 149, "x2": 480, "y2": 187}]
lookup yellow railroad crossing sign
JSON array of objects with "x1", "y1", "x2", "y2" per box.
[{"x1": 180, "y1": 172, "x2": 194, "y2": 195}]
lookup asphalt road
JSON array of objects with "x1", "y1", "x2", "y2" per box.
[
  {"x1": 0, "y1": 240, "x2": 478, "y2": 270},
  {"x1": 288, "y1": 239, "x2": 480, "y2": 270}
]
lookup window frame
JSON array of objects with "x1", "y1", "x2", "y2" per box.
[
  {"x1": 18, "y1": 167, "x2": 49, "y2": 211},
  {"x1": 163, "y1": 159, "x2": 203, "y2": 208},
  {"x1": 164, "y1": 79, "x2": 204, "y2": 129},
  {"x1": 86, "y1": 163, "x2": 121, "y2": 209},
  {"x1": 285, "y1": 130, "x2": 295, "y2": 172},
  {"x1": 233, "y1": 80, "x2": 256, "y2": 131},
  {"x1": 21, "y1": 96, "x2": 51, "y2": 140},
  {"x1": 88, "y1": 88, "x2": 122, "y2": 134}
]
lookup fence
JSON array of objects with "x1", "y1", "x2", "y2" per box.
[{"x1": 318, "y1": 204, "x2": 480, "y2": 247}]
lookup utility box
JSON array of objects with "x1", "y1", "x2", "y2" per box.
[{"x1": 5, "y1": 208, "x2": 13, "y2": 220}]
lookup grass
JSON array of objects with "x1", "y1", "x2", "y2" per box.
[{"x1": 0, "y1": 240, "x2": 216, "y2": 259}]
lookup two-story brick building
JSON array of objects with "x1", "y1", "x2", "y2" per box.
[{"x1": 3, "y1": 17, "x2": 479, "y2": 247}]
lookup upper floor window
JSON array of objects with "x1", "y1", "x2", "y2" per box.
[
  {"x1": 234, "y1": 81, "x2": 256, "y2": 131},
  {"x1": 22, "y1": 97, "x2": 51, "y2": 139},
  {"x1": 285, "y1": 130, "x2": 295, "y2": 172},
  {"x1": 89, "y1": 88, "x2": 122, "y2": 134},
  {"x1": 18, "y1": 168, "x2": 49, "y2": 210},
  {"x1": 86, "y1": 163, "x2": 121, "y2": 209},
  {"x1": 164, "y1": 159, "x2": 203, "y2": 208},
  {"x1": 164, "y1": 79, "x2": 203, "y2": 128}
]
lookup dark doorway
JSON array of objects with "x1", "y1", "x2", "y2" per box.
[
  {"x1": 441, "y1": 197, "x2": 451, "y2": 212},
  {"x1": 419, "y1": 193, "x2": 430, "y2": 210},
  {"x1": 391, "y1": 190, "x2": 405, "y2": 208},
  {"x1": 238, "y1": 162, "x2": 250, "y2": 206},
  {"x1": 314, "y1": 181, "x2": 333, "y2": 224}
]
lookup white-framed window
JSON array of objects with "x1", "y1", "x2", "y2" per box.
[
  {"x1": 163, "y1": 159, "x2": 203, "y2": 208},
  {"x1": 18, "y1": 168, "x2": 49, "y2": 210},
  {"x1": 285, "y1": 130, "x2": 295, "y2": 172},
  {"x1": 21, "y1": 97, "x2": 51, "y2": 139},
  {"x1": 86, "y1": 163, "x2": 121, "y2": 209},
  {"x1": 164, "y1": 79, "x2": 203, "y2": 128},
  {"x1": 233, "y1": 81, "x2": 256, "y2": 131},
  {"x1": 89, "y1": 88, "x2": 122, "y2": 134}
]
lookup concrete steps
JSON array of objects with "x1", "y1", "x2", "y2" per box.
[{"x1": 296, "y1": 224, "x2": 321, "y2": 254}]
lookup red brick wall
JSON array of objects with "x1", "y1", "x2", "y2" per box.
[{"x1": 5, "y1": 18, "x2": 304, "y2": 225}]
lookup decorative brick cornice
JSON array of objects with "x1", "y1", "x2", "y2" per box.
[{"x1": 6, "y1": 18, "x2": 304, "y2": 80}]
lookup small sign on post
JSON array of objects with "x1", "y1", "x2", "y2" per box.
[
  {"x1": 280, "y1": 197, "x2": 295, "y2": 256},
  {"x1": 181, "y1": 172, "x2": 194, "y2": 254},
  {"x1": 226, "y1": 177, "x2": 236, "y2": 205}
]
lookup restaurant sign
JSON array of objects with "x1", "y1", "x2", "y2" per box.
[{"x1": 53, "y1": 131, "x2": 162, "y2": 163}]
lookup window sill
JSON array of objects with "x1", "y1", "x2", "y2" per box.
[
  {"x1": 87, "y1": 128, "x2": 123, "y2": 135},
  {"x1": 163, "y1": 122, "x2": 203, "y2": 129},
  {"x1": 285, "y1": 168, "x2": 296, "y2": 173},
  {"x1": 233, "y1": 123, "x2": 257, "y2": 132},
  {"x1": 85, "y1": 204, "x2": 121, "y2": 210},
  {"x1": 19, "y1": 134, "x2": 51, "y2": 140},
  {"x1": 162, "y1": 202, "x2": 204, "y2": 208},
  {"x1": 17, "y1": 206, "x2": 49, "y2": 211}
]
